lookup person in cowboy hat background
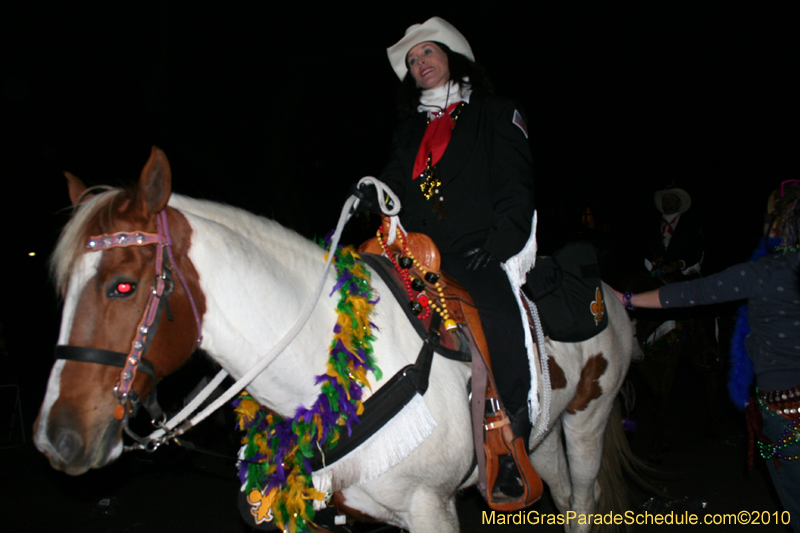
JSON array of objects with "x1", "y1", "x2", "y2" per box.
[
  {"x1": 641, "y1": 183, "x2": 721, "y2": 423},
  {"x1": 645, "y1": 184, "x2": 705, "y2": 284},
  {"x1": 354, "y1": 16, "x2": 536, "y2": 499},
  {"x1": 614, "y1": 180, "x2": 800, "y2": 532}
]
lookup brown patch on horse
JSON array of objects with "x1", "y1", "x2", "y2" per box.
[
  {"x1": 36, "y1": 357, "x2": 124, "y2": 474},
  {"x1": 566, "y1": 353, "x2": 608, "y2": 414},
  {"x1": 62, "y1": 147, "x2": 205, "y2": 391},
  {"x1": 548, "y1": 356, "x2": 567, "y2": 390},
  {"x1": 151, "y1": 207, "x2": 206, "y2": 377},
  {"x1": 38, "y1": 147, "x2": 207, "y2": 475}
]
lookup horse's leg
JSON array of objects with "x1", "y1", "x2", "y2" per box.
[
  {"x1": 333, "y1": 356, "x2": 471, "y2": 533},
  {"x1": 562, "y1": 406, "x2": 614, "y2": 533},
  {"x1": 405, "y1": 491, "x2": 459, "y2": 533},
  {"x1": 337, "y1": 484, "x2": 459, "y2": 533},
  {"x1": 529, "y1": 418, "x2": 572, "y2": 513}
]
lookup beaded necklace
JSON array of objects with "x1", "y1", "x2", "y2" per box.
[
  {"x1": 377, "y1": 225, "x2": 457, "y2": 332},
  {"x1": 774, "y1": 244, "x2": 800, "y2": 253},
  {"x1": 757, "y1": 390, "x2": 800, "y2": 462},
  {"x1": 416, "y1": 101, "x2": 467, "y2": 218}
]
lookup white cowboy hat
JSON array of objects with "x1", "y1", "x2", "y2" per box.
[
  {"x1": 387, "y1": 17, "x2": 474, "y2": 81},
  {"x1": 654, "y1": 186, "x2": 692, "y2": 214}
]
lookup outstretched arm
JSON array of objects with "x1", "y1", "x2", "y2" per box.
[{"x1": 609, "y1": 287, "x2": 663, "y2": 310}]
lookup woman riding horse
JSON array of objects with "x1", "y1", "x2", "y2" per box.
[{"x1": 356, "y1": 17, "x2": 536, "y2": 498}]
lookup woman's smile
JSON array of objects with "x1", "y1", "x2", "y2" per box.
[{"x1": 407, "y1": 41, "x2": 450, "y2": 89}]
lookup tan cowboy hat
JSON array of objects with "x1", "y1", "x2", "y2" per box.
[
  {"x1": 387, "y1": 17, "x2": 474, "y2": 81},
  {"x1": 654, "y1": 186, "x2": 692, "y2": 214}
]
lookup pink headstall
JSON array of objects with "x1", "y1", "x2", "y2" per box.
[{"x1": 85, "y1": 210, "x2": 202, "y2": 419}]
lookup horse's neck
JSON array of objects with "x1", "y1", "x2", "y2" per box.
[{"x1": 169, "y1": 195, "x2": 336, "y2": 414}]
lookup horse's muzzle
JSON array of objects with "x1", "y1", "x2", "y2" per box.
[{"x1": 34, "y1": 414, "x2": 124, "y2": 476}]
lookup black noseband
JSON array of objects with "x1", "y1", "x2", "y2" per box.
[
  {"x1": 54, "y1": 345, "x2": 163, "y2": 421},
  {"x1": 55, "y1": 345, "x2": 156, "y2": 378}
]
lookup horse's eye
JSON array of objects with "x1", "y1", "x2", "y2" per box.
[{"x1": 108, "y1": 281, "x2": 137, "y2": 298}]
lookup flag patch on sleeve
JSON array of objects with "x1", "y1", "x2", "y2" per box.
[{"x1": 512, "y1": 109, "x2": 528, "y2": 139}]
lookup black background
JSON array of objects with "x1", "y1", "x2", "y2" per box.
[
  {"x1": 0, "y1": 4, "x2": 795, "y2": 531},
  {"x1": 1, "y1": 0, "x2": 794, "y2": 472}
]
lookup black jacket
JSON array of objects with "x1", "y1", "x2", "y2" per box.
[
  {"x1": 380, "y1": 91, "x2": 535, "y2": 262},
  {"x1": 648, "y1": 211, "x2": 705, "y2": 272}
]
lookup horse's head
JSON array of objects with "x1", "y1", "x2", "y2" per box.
[{"x1": 34, "y1": 147, "x2": 205, "y2": 475}]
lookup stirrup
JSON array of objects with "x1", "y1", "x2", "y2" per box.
[
  {"x1": 492, "y1": 454, "x2": 525, "y2": 501},
  {"x1": 483, "y1": 393, "x2": 542, "y2": 510}
]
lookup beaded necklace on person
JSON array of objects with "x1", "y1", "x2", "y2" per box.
[
  {"x1": 774, "y1": 244, "x2": 800, "y2": 253},
  {"x1": 757, "y1": 389, "x2": 800, "y2": 462},
  {"x1": 417, "y1": 101, "x2": 467, "y2": 215},
  {"x1": 377, "y1": 225, "x2": 458, "y2": 332}
]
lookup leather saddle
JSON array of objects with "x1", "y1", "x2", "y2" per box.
[{"x1": 358, "y1": 217, "x2": 543, "y2": 510}]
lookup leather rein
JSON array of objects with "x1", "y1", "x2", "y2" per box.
[{"x1": 54, "y1": 210, "x2": 203, "y2": 447}]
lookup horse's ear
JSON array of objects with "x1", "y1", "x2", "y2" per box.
[
  {"x1": 64, "y1": 171, "x2": 91, "y2": 206},
  {"x1": 136, "y1": 146, "x2": 172, "y2": 217}
]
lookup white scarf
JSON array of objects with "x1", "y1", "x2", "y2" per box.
[{"x1": 417, "y1": 79, "x2": 472, "y2": 116}]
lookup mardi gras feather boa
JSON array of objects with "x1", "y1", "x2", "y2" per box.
[
  {"x1": 233, "y1": 244, "x2": 380, "y2": 532},
  {"x1": 728, "y1": 237, "x2": 781, "y2": 409}
]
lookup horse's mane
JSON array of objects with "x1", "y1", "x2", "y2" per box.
[
  {"x1": 50, "y1": 186, "x2": 130, "y2": 297},
  {"x1": 52, "y1": 188, "x2": 318, "y2": 297}
]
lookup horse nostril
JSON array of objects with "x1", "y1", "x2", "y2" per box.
[{"x1": 55, "y1": 430, "x2": 83, "y2": 463}]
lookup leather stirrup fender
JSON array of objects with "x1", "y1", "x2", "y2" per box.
[{"x1": 482, "y1": 380, "x2": 543, "y2": 510}]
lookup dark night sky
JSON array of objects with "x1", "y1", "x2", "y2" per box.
[{"x1": 0, "y1": 3, "x2": 794, "y2": 389}]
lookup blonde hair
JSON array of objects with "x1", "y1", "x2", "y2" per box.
[{"x1": 50, "y1": 187, "x2": 127, "y2": 296}]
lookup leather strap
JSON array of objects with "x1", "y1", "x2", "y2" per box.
[
  {"x1": 308, "y1": 313, "x2": 441, "y2": 471},
  {"x1": 54, "y1": 345, "x2": 163, "y2": 421},
  {"x1": 467, "y1": 329, "x2": 490, "y2": 499},
  {"x1": 55, "y1": 345, "x2": 156, "y2": 379}
]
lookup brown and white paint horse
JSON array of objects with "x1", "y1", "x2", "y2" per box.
[{"x1": 35, "y1": 147, "x2": 641, "y2": 532}]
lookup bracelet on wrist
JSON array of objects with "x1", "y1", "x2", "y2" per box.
[{"x1": 623, "y1": 292, "x2": 636, "y2": 310}]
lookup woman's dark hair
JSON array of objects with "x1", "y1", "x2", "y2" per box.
[
  {"x1": 396, "y1": 42, "x2": 493, "y2": 118},
  {"x1": 765, "y1": 182, "x2": 800, "y2": 250}
]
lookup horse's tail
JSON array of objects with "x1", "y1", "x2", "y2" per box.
[{"x1": 595, "y1": 399, "x2": 661, "y2": 532}]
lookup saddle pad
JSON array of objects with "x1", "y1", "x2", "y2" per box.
[{"x1": 525, "y1": 242, "x2": 608, "y2": 342}]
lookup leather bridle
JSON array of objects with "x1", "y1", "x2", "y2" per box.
[{"x1": 54, "y1": 210, "x2": 202, "y2": 443}]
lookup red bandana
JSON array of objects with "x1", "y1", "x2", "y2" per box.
[
  {"x1": 661, "y1": 216, "x2": 677, "y2": 239},
  {"x1": 412, "y1": 102, "x2": 462, "y2": 180}
]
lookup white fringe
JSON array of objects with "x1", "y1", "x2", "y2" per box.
[
  {"x1": 311, "y1": 392, "x2": 436, "y2": 506},
  {"x1": 524, "y1": 292, "x2": 551, "y2": 441},
  {"x1": 500, "y1": 211, "x2": 540, "y2": 426}
]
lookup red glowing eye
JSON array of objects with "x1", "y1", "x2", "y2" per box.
[{"x1": 117, "y1": 283, "x2": 132, "y2": 294}]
